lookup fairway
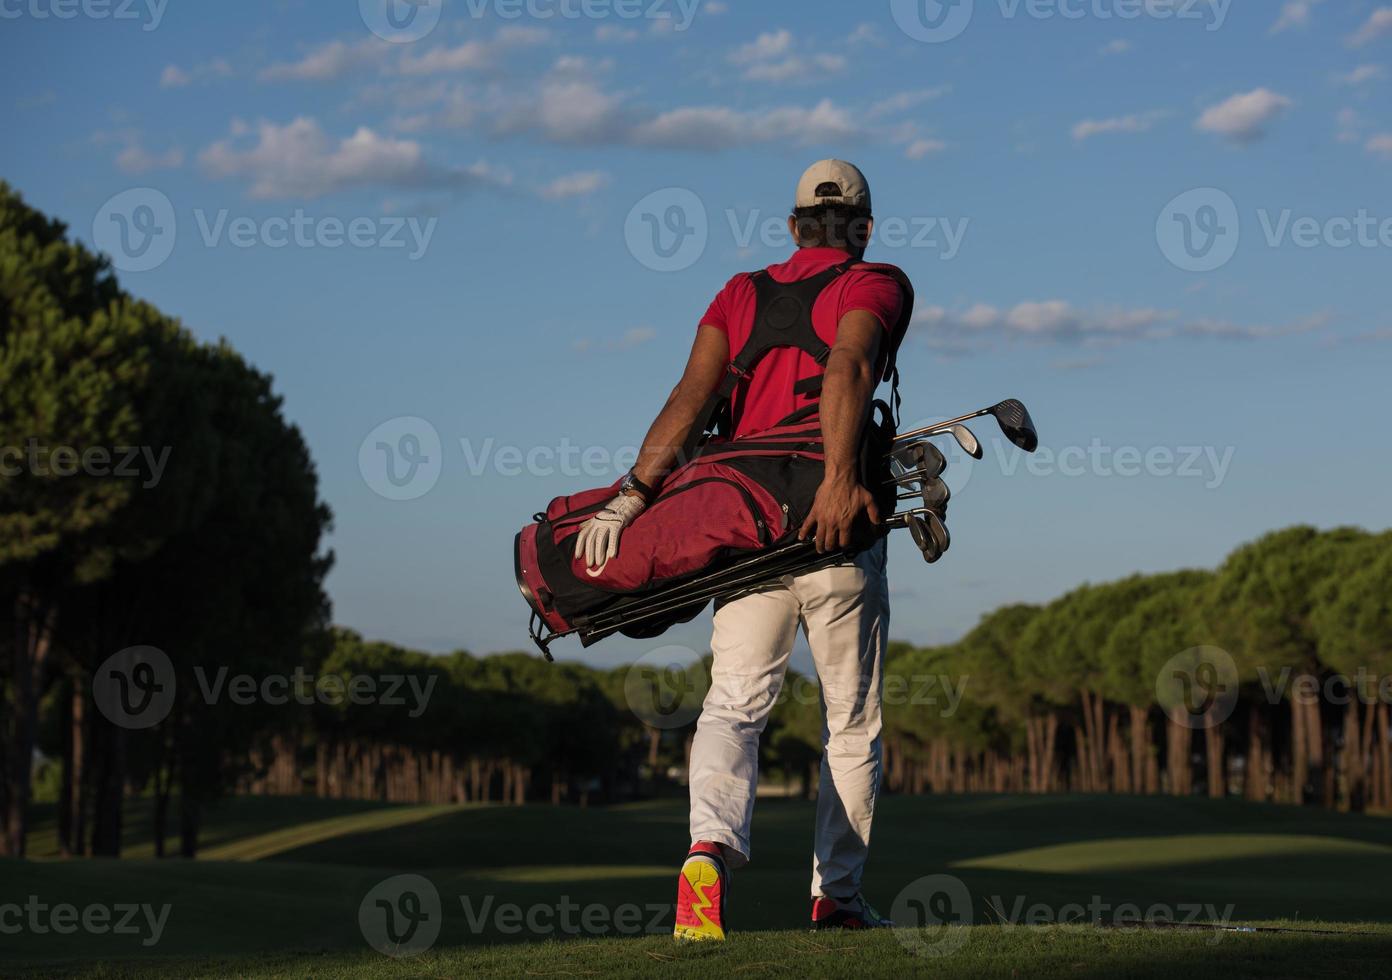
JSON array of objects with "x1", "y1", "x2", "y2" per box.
[{"x1": 7, "y1": 794, "x2": 1392, "y2": 977}]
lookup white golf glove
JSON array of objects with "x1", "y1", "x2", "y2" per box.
[{"x1": 575, "y1": 492, "x2": 648, "y2": 574}]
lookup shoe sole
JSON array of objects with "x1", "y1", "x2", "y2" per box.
[{"x1": 673, "y1": 858, "x2": 726, "y2": 942}]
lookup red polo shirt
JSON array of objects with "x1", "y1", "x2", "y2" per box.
[{"x1": 699, "y1": 248, "x2": 905, "y2": 438}]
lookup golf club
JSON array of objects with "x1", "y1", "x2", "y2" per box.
[
  {"x1": 894, "y1": 399, "x2": 1038, "y2": 454},
  {"x1": 890, "y1": 440, "x2": 947, "y2": 480},
  {"x1": 898, "y1": 478, "x2": 949, "y2": 515},
  {"x1": 907, "y1": 509, "x2": 951, "y2": 563}
]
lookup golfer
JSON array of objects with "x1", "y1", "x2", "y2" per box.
[{"x1": 574, "y1": 160, "x2": 906, "y2": 939}]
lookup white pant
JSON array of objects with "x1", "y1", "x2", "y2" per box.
[{"x1": 687, "y1": 540, "x2": 888, "y2": 899}]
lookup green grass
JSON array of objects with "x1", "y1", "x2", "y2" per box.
[{"x1": 6, "y1": 794, "x2": 1392, "y2": 977}]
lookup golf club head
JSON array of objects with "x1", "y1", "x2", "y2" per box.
[
  {"x1": 906, "y1": 509, "x2": 951, "y2": 563},
  {"x1": 951, "y1": 424, "x2": 984, "y2": 460},
  {"x1": 907, "y1": 514, "x2": 941, "y2": 563},
  {"x1": 990, "y1": 399, "x2": 1038, "y2": 453},
  {"x1": 899, "y1": 477, "x2": 950, "y2": 516},
  {"x1": 892, "y1": 440, "x2": 948, "y2": 481}
]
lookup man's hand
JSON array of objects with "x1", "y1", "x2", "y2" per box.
[
  {"x1": 799, "y1": 470, "x2": 881, "y2": 553},
  {"x1": 574, "y1": 492, "x2": 647, "y2": 574}
]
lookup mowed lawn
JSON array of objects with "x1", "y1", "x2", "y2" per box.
[{"x1": 6, "y1": 794, "x2": 1392, "y2": 978}]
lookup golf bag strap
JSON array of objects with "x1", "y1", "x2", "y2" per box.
[{"x1": 678, "y1": 260, "x2": 854, "y2": 463}]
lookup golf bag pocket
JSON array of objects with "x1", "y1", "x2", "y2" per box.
[{"x1": 516, "y1": 423, "x2": 828, "y2": 638}]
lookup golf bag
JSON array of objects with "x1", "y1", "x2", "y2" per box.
[{"x1": 516, "y1": 259, "x2": 914, "y2": 653}]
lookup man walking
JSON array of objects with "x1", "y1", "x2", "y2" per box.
[{"x1": 575, "y1": 161, "x2": 909, "y2": 939}]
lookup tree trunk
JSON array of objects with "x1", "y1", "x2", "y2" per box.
[
  {"x1": 1244, "y1": 707, "x2": 1268, "y2": 802},
  {"x1": 1128, "y1": 705, "x2": 1154, "y2": 795},
  {"x1": 1203, "y1": 704, "x2": 1225, "y2": 799},
  {"x1": 1290, "y1": 691, "x2": 1308, "y2": 805},
  {"x1": 1166, "y1": 706, "x2": 1192, "y2": 796},
  {"x1": 4, "y1": 594, "x2": 57, "y2": 857},
  {"x1": 1343, "y1": 699, "x2": 1365, "y2": 812},
  {"x1": 90, "y1": 715, "x2": 127, "y2": 857}
]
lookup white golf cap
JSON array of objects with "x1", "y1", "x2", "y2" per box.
[{"x1": 795, "y1": 159, "x2": 872, "y2": 212}]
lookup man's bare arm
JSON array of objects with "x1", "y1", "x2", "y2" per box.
[
  {"x1": 799, "y1": 310, "x2": 883, "y2": 552},
  {"x1": 631, "y1": 325, "x2": 730, "y2": 488}
]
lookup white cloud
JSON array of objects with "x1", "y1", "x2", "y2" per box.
[
  {"x1": 1072, "y1": 110, "x2": 1167, "y2": 141},
  {"x1": 1270, "y1": 0, "x2": 1320, "y2": 35},
  {"x1": 161, "y1": 58, "x2": 232, "y2": 88},
  {"x1": 1338, "y1": 107, "x2": 1366, "y2": 143},
  {"x1": 905, "y1": 139, "x2": 947, "y2": 160},
  {"x1": 198, "y1": 117, "x2": 510, "y2": 199},
  {"x1": 259, "y1": 40, "x2": 390, "y2": 82},
  {"x1": 849, "y1": 23, "x2": 885, "y2": 45},
  {"x1": 1100, "y1": 39, "x2": 1132, "y2": 55},
  {"x1": 868, "y1": 87, "x2": 952, "y2": 119},
  {"x1": 539, "y1": 170, "x2": 609, "y2": 200},
  {"x1": 95, "y1": 129, "x2": 184, "y2": 174},
  {"x1": 1195, "y1": 88, "x2": 1292, "y2": 143},
  {"x1": 573, "y1": 326, "x2": 658, "y2": 354},
  {"x1": 115, "y1": 141, "x2": 183, "y2": 174},
  {"x1": 399, "y1": 27, "x2": 547, "y2": 75},
  {"x1": 631, "y1": 99, "x2": 860, "y2": 150},
  {"x1": 728, "y1": 29, "x2": 846, "y2": 84},
  {"x1": 1349, "y1": 8, "x2": 1392, "y2": 47},
  {"x1": 160, "y1": 65, "x2": 190, "y2": 87},
  {"x1": 914, "y1": 301, "x2": 1328, "y2": 351},
  {"x1": 1335, "y1": 64, "x2": 1385, "y2": 85},
  {"x1": 1368, "y1": 134, "x2": 1392, "y2": 157}
]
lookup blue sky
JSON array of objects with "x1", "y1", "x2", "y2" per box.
[{"x1": 2, "y1": 0, "x2": 1390, "y2": 667}]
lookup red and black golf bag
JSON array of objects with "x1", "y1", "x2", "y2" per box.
[{"x1": 515, "y1": 259, "x2": 915, "y2": 654}]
